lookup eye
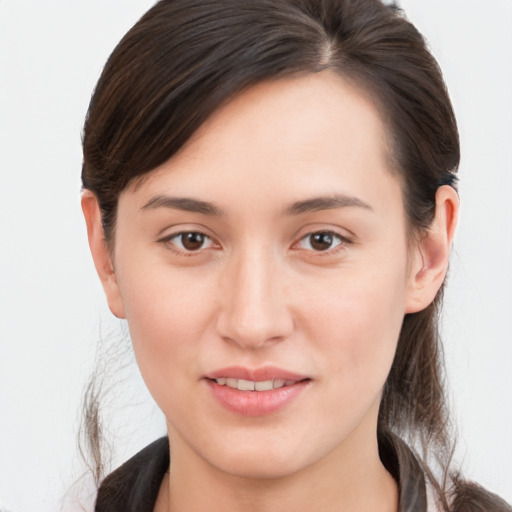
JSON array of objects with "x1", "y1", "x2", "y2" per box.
[
  {"x1": 296, "y1": 231, "x2": 348, "y2": 252},
  {"x1": 162, "y1": 231, "x2": 215, "y2": 253}
]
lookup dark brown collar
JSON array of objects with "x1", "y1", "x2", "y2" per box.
[{"x1": 96, "y1": 434, "x2": 427, "y2": 511}]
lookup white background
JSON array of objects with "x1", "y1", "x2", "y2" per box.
[{"x1": 0, "y1": 1, "x2": 511, "y2": 510}]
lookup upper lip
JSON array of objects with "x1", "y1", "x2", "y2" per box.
[{"x1": 204, "y1": 366, "x2": 310, "y2": 382}]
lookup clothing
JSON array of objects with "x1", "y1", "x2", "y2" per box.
[
  {"x1": 95, "y1": 435, "x2": 511, "y2": 512},
  {"x1": 95, "y1": 433, "x2": 428, "y2": 512},
  {"x1": 95, "y1": 437, "x2": 170, "y2": 512}
]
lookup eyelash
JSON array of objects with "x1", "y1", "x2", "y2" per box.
[
  {"x1": 158, "y1": 230, "x2": 352, "y2": 256},
  {"x1": 158, "y1": 231, "x2": 216, "y2": 256},
  {"x1": 295, "y1": 230, "x2": 351, "y2": 254}
]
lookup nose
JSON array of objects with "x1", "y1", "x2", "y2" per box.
[{"x1": 215, "y1": 248, "x2": 294, "y2": 349}]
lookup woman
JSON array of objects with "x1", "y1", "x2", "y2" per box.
[{"x1": 80, "y1": 0, "x2": 511, "y2": 510}]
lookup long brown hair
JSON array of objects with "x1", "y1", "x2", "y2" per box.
[{"x1": 80, "y1": 1, "x2": 506, "y2": 509}]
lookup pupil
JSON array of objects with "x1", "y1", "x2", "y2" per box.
[
  {"x1": 311, "y1": 232, "x2": 333, "y2": 251},
  {"x1": 182, "y1": 232, "x2": 204, "y2": 250}
]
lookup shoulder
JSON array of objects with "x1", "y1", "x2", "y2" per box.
[
  {"x1": 95, "y1": 437, "x2": 169, "y2": 512},
  {"x1": 450, "y1": 479, "x2": 512, "y2": 512},
  {"x1": 380, "y1": 432, "x2": 511, "y2": 512}
]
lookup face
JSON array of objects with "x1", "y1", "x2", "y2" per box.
[{"x1": 107, "y1": 72, "x2": 420, "y2": 479}]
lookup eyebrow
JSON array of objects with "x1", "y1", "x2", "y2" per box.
[
  {"x1": 284, "y1": 194, "x2": 373, "y2": 216},
  {"x1": 141, "y1": 195, "x2": 223, "y2": 216},
  {"x1": 141, "y1": 193, "x2": 373, "y2": 217}
]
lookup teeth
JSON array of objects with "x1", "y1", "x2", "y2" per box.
[
  {"x1": 255, "y1": 380, "x2": 273, "y2": 391},
  {"x1": 214, "y1": 378, "x2": 293, "y2": 391},
  {"x1": 237, "y1": 379, "x2": 255, "y2": 391},
  {"x1": 226, "y1": 378, "x2": 238, "y2": 388}
]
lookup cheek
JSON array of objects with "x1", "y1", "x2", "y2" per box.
[
  {"x1": 115, "y1": 261, "x2": 217, "y2": 400},
  {"x1": 299, "y1": 255, "x2": 408, "y2": 393}
]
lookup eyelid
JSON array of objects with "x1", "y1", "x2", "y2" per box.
[
  {"x1": 157, "y1": 229, "x2": 220, "y2": 255},
  {"x1": 292, "y1": 229, "x2": 353, "y2": 254},
  {"x1": 156, "y1": 224, "x2": 353, "y2": 257},
  {"x1": 290, "y1": 220, "x2": 356, "y2": 241}
]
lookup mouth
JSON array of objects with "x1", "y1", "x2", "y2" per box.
[
  {"x1": 204, "y1": 366, "x2": 312, "y2": 416},
  {"x1": 208, "y1": 377, "x2": 307, "y2": 391}
]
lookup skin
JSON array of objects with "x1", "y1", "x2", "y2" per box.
[{"x1": 83, "y1": 71, "x2": 458, "y2": 512}]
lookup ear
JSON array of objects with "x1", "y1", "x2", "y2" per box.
[
  {"x1": 405, "y1": 185, "x2": 459, "y2": 314},
  {"x1": 81, "y1": 190, "x2": 126, "y2": 319}
]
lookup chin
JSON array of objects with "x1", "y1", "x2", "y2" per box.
[
  {"x1": 196, "y1": 430, "x2": 331, "y2": 481},
  {"x1": 213, "y1": 452, "x2": 307, "y2": 481}
]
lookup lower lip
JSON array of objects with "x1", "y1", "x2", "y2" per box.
[{"x1": 205, "y1": 380, "x2": 310, "y2": 417}]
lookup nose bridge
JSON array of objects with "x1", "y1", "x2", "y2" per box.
[{"x1": 217, "y1": 242, "x2": 292, "y2": 347}]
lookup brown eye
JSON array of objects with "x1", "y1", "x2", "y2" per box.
[
  {"x1": 181, "y1": 232, "x2": 206, "y2": 251},
  {"x1": 164, "y1": 231, "x2": 214, "y2": 252},
  {"x1": 310, "y1": 232, "x2": 334, "y2": 251},
  {"x1": 297, "y1": 231, "x2": 346, "y2": 252}
]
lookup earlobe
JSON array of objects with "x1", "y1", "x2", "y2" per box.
[
  {"x1": 81, "y1": 190, "x2": 126, "y2": 319},
  {"x1": 405, "y1": 185, "x2": 459, "y2": 314}
]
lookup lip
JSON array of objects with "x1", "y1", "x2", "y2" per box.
[
  {"x1": 204, "y1": 365, "x2": 309, "y2": 382},
  {"x1": 203, "y1": 366, "x2": 311, "y2": 417}
]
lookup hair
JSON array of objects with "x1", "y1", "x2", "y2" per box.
[{"x1": 80, "y1": 1, "x2": 506, "y2": 510}]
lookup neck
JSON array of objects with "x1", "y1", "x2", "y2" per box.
[{"x1": 156, "y1": 419, "x2": 399, "y2": 512}]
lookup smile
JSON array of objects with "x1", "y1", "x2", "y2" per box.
[
  {"x1": 204, "y1": 366, "x2": 311, "y2": 416},
  {"x1": 213, "y1": 378, "x2": 297, "y2": 391}
]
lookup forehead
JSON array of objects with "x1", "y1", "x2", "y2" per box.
[{"x1": 126, "y1": 71, "x2": 401, "y2": 217}]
